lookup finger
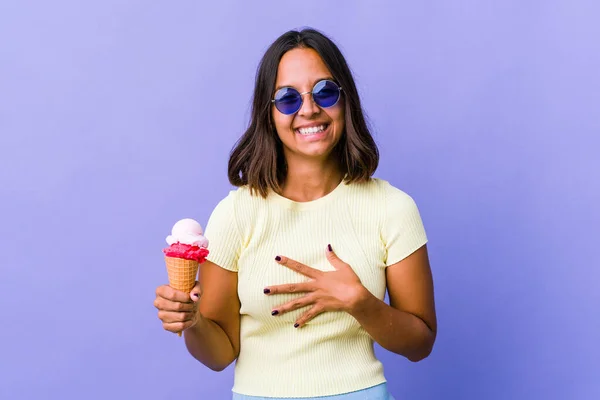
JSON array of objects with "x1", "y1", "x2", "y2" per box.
[
  {"x1": 264, "y1": 281, "x2": 314, "y2": 295},
  {"x1": 325, "y1": 244, "x2": 348, "y2": 270},
  {"x1": 156, "y1": 285, "x2": 193, "y2": 303},
  {"x1": 275, "y1": 256, "x2": 323, "y2": 279},
  {"x1": 190, "y1": 281, "x2": 202, "y2": 302},
  {"x1": 163, "y1": 320, "x2": 195, "y2": 334},
  {"x1": 294, "y1": 305, "x2": 324, "y2": 328},
  {"x1": 158, "y1": 310, "x2": 194, "y2": 324},
  {"x1": 271, "y1": 294, "x2": 315, "y2": 316},
  {"x1": 154, "y1": 297, "x2": 195, "y2": 312}
]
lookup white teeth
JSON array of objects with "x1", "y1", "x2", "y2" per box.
[{"x1": 298, "y1": 125, "x2": 326, "y2": 135}]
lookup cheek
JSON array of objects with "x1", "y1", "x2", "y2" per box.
[
  {"x1": 331, "y1": 105, "x2": 345, "y2": 133},
  {"x1": 272, "y1": 111, "x2": 294, "y2": 133}
]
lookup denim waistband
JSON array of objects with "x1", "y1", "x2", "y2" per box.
[{"x1": 232, "y1": 382, "x2": 395, "y2": 400}]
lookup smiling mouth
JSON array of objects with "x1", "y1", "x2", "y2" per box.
[{"x1": 296, "y1": 124, "x2": 329, "y2": 136}]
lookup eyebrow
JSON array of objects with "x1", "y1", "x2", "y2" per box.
[{"x1": 275, "y1": 76, "x2": 335, "y2": 92}]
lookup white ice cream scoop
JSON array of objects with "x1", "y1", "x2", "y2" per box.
[{"x1": 166, "y1": 218, "x2": 209, "y2": 247}]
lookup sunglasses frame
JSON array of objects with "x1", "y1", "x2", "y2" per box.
[{"x1": 271, "y1": 79, "x2": 343, "y2": 115}]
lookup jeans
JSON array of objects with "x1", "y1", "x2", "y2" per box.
[{"x1": 232, "y1": 382, "x2": 395, "y2": 400}]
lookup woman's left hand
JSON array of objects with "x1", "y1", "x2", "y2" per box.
[{"x1": 264, "y1": 245, "x2": 368, "y2": 328}]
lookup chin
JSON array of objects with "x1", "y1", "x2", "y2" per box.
[{"x1": 298, "y1": 146, "x2": 335, "y2": 159}]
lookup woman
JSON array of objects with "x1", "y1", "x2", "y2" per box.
[{"x1": 154, "y1": 28, "x2": 437, "y2": 400}]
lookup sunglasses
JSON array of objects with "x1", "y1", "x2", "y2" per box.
[{"x1": 271, "y1": 79, "x2": 343, "y2": 115}]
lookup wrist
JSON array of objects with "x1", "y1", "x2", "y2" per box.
[
  {"x1": 189, "y1": 309, "x2": 205, "y2": 332},
  {"x1": 347, "y1": 284, "x2": 375, "y2": 316}
]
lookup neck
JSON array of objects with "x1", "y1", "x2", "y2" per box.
[{"x1": 280, "y1": 156, "x2": 343, "y2": 202}]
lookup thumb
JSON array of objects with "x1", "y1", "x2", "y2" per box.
[
  {"x1": 326, "y1": 244, "x2": 346, "y2": 270},
  {"x1": 190, "y1": 281, "x2": 202, "y2": 302}
]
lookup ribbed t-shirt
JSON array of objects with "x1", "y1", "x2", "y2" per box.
[{"x1": 203, "y1": 177, "x2": 428, "y2": 398}]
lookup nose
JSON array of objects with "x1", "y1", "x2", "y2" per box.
[{"x1": 297, "y1": 91, "x2": 320, "y2": 117}]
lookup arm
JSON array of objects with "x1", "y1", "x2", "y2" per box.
[
  {"x1": 265, "y1": 244, "x2": 436, "y2": 362},
  {"x1": 349, "y1": 244, "x2": 437, "y2": 362},
  {"x1": 156, "y1": 193, "x2": 242, "y2": 370},
  {"x1": 184, "y1": 260, "x2": 241, "y2": 371}
]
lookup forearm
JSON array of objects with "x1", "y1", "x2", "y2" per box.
[
  {"x1": 350, "y1": 287, "x2": 435, "y2": 362},
  {"x1": 183, "y1": 314, "x2": 238, "y2": 371}
]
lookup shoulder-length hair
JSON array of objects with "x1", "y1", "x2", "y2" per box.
[{"x1": 228, "y1": 28, "x2": 379, "y2": 198}]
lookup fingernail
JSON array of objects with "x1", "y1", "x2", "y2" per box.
[
  {"x1": 275, "y1": 256, "x2": 281, "y2": 261},
  {"x1": 294, "y1": 323, "x2": 299, "y2": 328},
  {"x1": 271, "y1": 310, "x2": 279, "y2": 316},
  {"x1": 193, "y1": 293, "x2": 199, "y2": 298},
  {"x1": 263, "y1": 288, "x2": 270, "y2": 294},
  {"x1": 328, "y1": 244, "x2": 332, "y2": 252}
]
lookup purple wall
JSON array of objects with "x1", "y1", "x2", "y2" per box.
[{"x1": 1, "y1": 1, "x2": 598, "y2": 399}]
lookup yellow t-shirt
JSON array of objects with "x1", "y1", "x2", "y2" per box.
[{"x1": 204, "y1": 177, "x2": 428, "y2": 398}]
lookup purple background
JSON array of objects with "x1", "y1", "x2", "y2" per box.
[{"x1": 1, "y1": 1, "x2": 599, "y2": 399}]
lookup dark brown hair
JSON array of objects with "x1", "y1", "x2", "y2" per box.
[{"x1": 228, "y1": 28, "x2": 379, "y2": 198}]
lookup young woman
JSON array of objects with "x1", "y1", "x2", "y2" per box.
[{"x1": 154, "y1": 28, "x2": 437, "y2": 400}]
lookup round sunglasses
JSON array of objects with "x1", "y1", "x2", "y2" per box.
[{"x1": 271, "y1": 79, "x2": 343, "y2": 115}]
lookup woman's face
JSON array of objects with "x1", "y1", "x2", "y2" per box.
[{"x1": 271, "y1": 48, "x2": 345, "y2": 162}]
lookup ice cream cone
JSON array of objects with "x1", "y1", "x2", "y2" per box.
[{"x1": 164, "y1": 256, "x2": 199, "y2": 336}]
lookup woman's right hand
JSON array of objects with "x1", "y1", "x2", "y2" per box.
[{"x1": 154, "y1": 282, "x2": 202, "y2": 335}]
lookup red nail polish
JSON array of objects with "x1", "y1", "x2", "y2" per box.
[
  {"x1": 271, "y1": 310, "x2": 279, "y2": 315},
  {"x1": 328, "y1": 244, "x2": 332, "y2": 252},
  {"x1": 263, "y1": 288, "x2": 270, "y2": 294},
  {"x1": 294, "y1": 323, "x2": 299, "y2": 328},
  {"x1": 275, "y1": 256, "x2": 281, "y2": 261}
]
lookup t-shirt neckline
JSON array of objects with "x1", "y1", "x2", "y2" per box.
[{"x1": 267, "y1": 178, "x2": 348, "y2": 211}]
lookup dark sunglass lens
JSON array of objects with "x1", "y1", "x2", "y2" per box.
[
  {"x1": 313, "y1": 80, "x2": 340, "y2": 108},
  {"x1": 274, "y1": 88, "x2": 302, "y2": 114}
]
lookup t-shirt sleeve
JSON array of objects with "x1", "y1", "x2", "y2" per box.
[
  {"x1": 203, "y1": 191, "x2": 243, "y2": 272},
  {"x1": 381, "y1": 183, "x2": 428, "y2": 266}
]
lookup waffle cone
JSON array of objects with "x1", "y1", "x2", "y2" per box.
[
  {"x1": 164, "y1": 256, "x2": 199, "y2": 293},
  {"x1": 164, "y1": 256, "x2": 199, "y2": 337}
]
